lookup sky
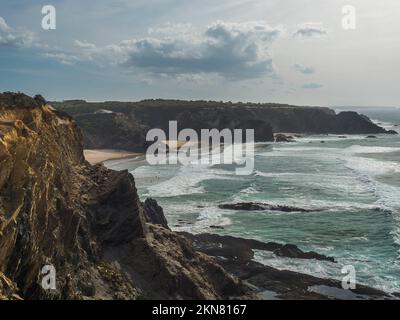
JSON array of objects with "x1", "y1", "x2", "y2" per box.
[{"x1": 0, "y1": 0, "x2": 399, "y2": 106}]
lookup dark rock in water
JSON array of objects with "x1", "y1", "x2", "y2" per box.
[
  {"x1": 179, "y1": 233, "x2": 335, "y2": 263},
  {"x1": 175, "y1": 220, "x2": 194, "y2": 225},
  {"x1": 366, "y1": 135, "x2": 377, "y2": 139},
  {"x1": 219, "y1": 202, "x2": 317, "y2": 213},
  {"x1": 387, "y1": 130, "x2": 398, "y2": 134},
  {"x1": 275, "y1": 133, "x2": 295, "y2": 143},
  {"x1": 273, "y1": 244, "x2": 333, "y2": 261},
  {"x1": 332, "y1": 111, "x2": 388, "y2": 134},
  {"x1": 143, "y1": 198, "x2": 170, "y2": 229},
  {"x1": 372, "y1": 207, "x2": 393, "y2": 214},
  {"x1": 338, "y1": 136, "x2": 347, "y2": 138},
  {"x1": 320, "y1": 141, "x2": 325, "y2": 143},
  {"x1": 209, "y1": 225, "x2": 225, "y2": 230}
]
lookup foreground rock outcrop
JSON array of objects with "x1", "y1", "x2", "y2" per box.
[
  {"x1": 52, "y1": 100, "x2": 392, "y2": 152},
  {"x1": 143, "y1": 198, "x2": 170, "y2": 230},
  {"x1": 0, "y1": 92, "x2": 244, "y2": 300}
]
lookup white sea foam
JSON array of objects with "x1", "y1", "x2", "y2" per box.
[
  {"x1": 255, "y1": 170, "x2": 374, "y2": 199},
  {"x1": 340, "y1": 146, "x2": 400, "y2": 212},
  {"x1": 253, "y1": 250, "x2": 400, "y2": 294},
  {"x1": 349, "y1": 236, "x2": 369, "y2": 241},
  {"x1": 371, "y1": 118, "x2": 397, "y2": 131},
  {"x1": 344, "y1": 156, "x2": 400, "y2": 176},
  {"x1": 194, "y1": 207, "x2": 233, "y2": 230},
  {"x1": 254, "y1": 138, "x2": 400, "y2": 216},
  {"x1": 258, "y1": 147, "x2": 339, "y2": 158},
  {"x1": 170, "y1": 206, "x2": 233, "y2": 234},
  {"x1": 145, "y1": 165, "x2": 210, "y2": 197},
  {"x1": 340, "y1": 145, "x2": 400, "y2": 247},
  {"x1": 239, "y1": 186, "x2": 260, "y2": 194},
  {"x1": 344, "y1": 145, "x2": 400, "y2": 155},
  {"x1": 297, "y1": 135, "x2": 366, "y2": 143},
  {"x1": 143, "y1": 161, "x2": 242, "y2": 197}
]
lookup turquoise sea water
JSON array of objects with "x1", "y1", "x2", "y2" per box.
[{"x1": 106, "y1": 107, "x2": 400, "y2": 293}]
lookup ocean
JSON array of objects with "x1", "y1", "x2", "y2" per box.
[{"x1": 106, "y1": 107, "x2": 400, "y2": 294}]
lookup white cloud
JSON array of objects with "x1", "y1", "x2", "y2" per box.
[
  {"x1": 293, "y1": 23, "x2": 327, "y2": 38},
  {"x1": 74, "y1": 40, "x2": 97, "y2": 50},
  {"x1": 293, "y1": 63, "x2": 315, "y2": 74},
  {"x1": 302, "y1": 83, "x2": 323, "y2": 89},
  {"x1": 0, "y1": 16, "x2": 35, "y2": 47},
  {"x1": 73, "y1": 21, "x2": 282, "y2": 80},
  {"x1": 44, "y1": 52, "x2": 82, "y2": 65},
  {"x1": 148, "y1": 23, "x2": 197, "y2": 37},
  {"x1": 0, "y1": 17, "x2": 11, "y2": 31}
]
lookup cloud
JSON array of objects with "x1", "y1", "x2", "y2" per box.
[
  {"x1": 293, "y1": 23, "x2": 327, "y2": 38},
  {"x1": 293, "y1": 63, "x2": 315, "y2": 74},
  {"x1": 44, "y1": 40, "x2": 100, "y2": 65},
  {"x1": 148, "y1": 23, "x2": 196, "y2": 37},
  {"x1": 0, "y1": 17, "x2": 11, "y2": 31},
  {"x1": 301, "y1": 83, "x2": 323, "y2": 89},
  {"x1": 0, "y1": 16, "x2": 35, "y2": 47},
  {"x1": 74, "y1": 40, "x2": 97, "y2": 50},
  {"x1": 73, "y1": 21, "x2": 281, "y2": 80},
  {"x1": 44, "y1": 52, "x2": 82, "y2": 65}
]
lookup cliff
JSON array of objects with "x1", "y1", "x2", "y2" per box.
[
  {"x1": 0, "y1": 92, "x2": 244, "y2": 300},
  {"x1": 52, "y1": 99, "x2": 393, "y2": 152},
  {"x1": 1, "y1": 93, "x2": 395, "y2": 300}
]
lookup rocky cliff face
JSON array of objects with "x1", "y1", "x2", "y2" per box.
[
  {"x1": 0, "y1": 93, "x2": 244, "y2": 300},
  {"x1": 53, "y1": 100, "x2": 393, "y2": 152}
]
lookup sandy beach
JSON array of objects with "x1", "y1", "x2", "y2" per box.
[
  {"x1": 84, "y1": 149, "x2": 142, "y2": 165},
  {"x1": 84, "y1": 141, "x2": 195, "y2": 165}
]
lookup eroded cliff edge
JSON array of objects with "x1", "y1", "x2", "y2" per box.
[{"x1": 0, "y1": 92, "x2": 244, "y2": 300}]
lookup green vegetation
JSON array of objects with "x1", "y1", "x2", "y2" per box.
[{"x1": 51, "y1": 99, "x2": 306, "y2": 116}]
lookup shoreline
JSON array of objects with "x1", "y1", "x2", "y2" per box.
[{"x1": 84, "y1": 149, "x2": 143, "y2": 165}]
